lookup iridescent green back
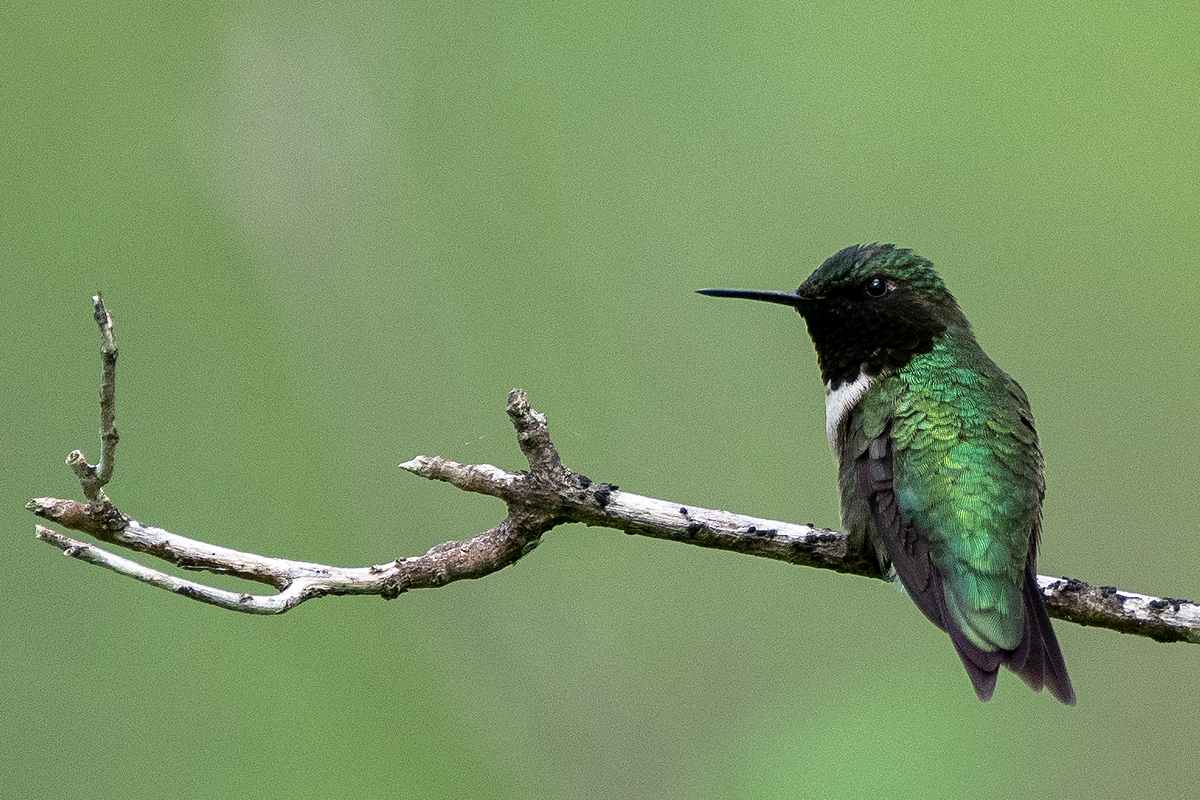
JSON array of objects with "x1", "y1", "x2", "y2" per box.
[{"x1": 840, "y1": 325, "x2": 1043, "y2": 651}]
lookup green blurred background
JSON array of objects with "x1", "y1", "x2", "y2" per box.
[{"x1": 4, "y1": 2, "x2": 1198, "y2": 797}]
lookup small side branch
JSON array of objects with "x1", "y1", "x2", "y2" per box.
[
  {"x1": 68, "y1": 293, "x2": 119, "y2": 503},
  {"x1": 23, "y1": 296, "x2": 1200, "y2": 644},
  {"x1": 30, "y1": 517, "x2": 542, "y2": 614}
]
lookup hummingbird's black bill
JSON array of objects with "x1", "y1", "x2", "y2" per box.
[{"x1": 696, "y1": 288, "x2": 803, "y2": 307}]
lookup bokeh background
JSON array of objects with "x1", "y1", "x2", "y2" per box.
[{"x1": 4, "y1": 2, "x2": 1198, "y2": 798}]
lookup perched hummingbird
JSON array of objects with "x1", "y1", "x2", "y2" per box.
[{"x1": 699, "y1": 243, "x2": 1075, "y2": 704}]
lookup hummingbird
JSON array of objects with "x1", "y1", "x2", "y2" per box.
[{"x1": 698, "y1": 243, "x2": 1075, "y2": 704}]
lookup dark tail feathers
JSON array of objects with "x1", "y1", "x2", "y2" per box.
[{"x1": 947, "y1": 562, "x2": 1076, "y2": 705}]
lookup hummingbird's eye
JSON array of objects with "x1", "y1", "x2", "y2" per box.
[{"x1": 865, "y1": 277, "x2": 889, "y2": 298}]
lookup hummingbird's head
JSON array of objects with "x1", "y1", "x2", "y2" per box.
[{"x1": 698, "y1": 243, "x2": 971, "y2": 388}]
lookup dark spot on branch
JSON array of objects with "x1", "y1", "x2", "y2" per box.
[
  {"x1": 679, "y1": 507, "x2": 688, "y2": 515},
  {"x1": 381, "y1": 575, "x2": 410, "y2": 600},
  {"x1": 1148, "y1": 599, "x2": 1168, "y2": 611},
  {"x1": 593, "y1": 483, "x2": 618, "y2": 507},
  {"x1": 89, "y1": 500, "x2": 128, "y2": 532}
]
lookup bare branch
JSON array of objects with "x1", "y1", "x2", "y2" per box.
[
  {"x1": 397, "y1": 453, "x2": 858, "y2": 575},
  {"x1": 22, "y1": 296, "x2": 1200, "y2": 645},
  {"x1": 68, "y1": 293, "x2": 119, "y2": 503}
]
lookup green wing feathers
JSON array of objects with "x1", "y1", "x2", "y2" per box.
[
  {"x1": 889, "y1": 332, "x2": 1043, "y2": 651},
  {"x1": 839, "y1": 328, "x2": 1072, "y2": 702}
]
